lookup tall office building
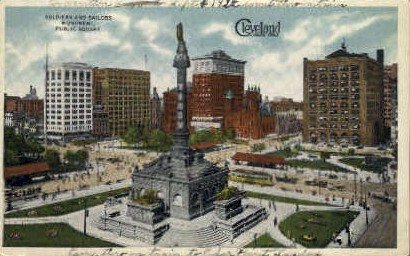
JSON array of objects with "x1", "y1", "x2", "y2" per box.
[
  {"x1": 93, "y1": 68, "x2": 150, "y2": 137},
  {"x1": 190, "y1": 50, "x2": 245, "y2": 130},
  {"x1": 303, "y1": 43, "x2": 384, "y2": 146},
  {"x1": 45, "y1": 62, "x2": 93, "y2": 142},
  {"x1": 383, "y1": 63, "x2": 398, "y2": 127}
]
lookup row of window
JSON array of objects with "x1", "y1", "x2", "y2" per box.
[
  {"x1": 309, "y1": 80, "x2": 360, "y2": 87},
  {"x1": 47, "y1": 70, "x2": 91, "y2": 82},
  {"x1": 309, "y1": 72, "x2": 360, "y2": 81},
  {"x1": 311, "y1": 65, "x2": 359, "y2": 72},
  {"x1": 47, "y1": 82, "x2": 92, "y2": 87},
  {"x1": 46, "y1": 104, "x2": 92, "y2": 108},
  {"x1": 309, "y1": 87, "x2": 359, "y2": 93}
]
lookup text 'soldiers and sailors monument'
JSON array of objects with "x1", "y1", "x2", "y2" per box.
[{"x1": 131, "y1": 23, "x2": 229, "y2": 220}]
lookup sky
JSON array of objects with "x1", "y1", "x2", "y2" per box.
[{"x1": 5, "y1": 7, "x2": 397, "y2": 101}]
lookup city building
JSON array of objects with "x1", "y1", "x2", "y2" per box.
[
  {"x1": 161, "y1": 88, "x2": 178, "y2": 133},
  {"x1": 190, "y1": 50, "x2": 245, "y2": 130},
  {"x1": 161, "y1": 87, "x2": 192, "y2": 133},
  {"x1": 5, "y1": 86, "x2": 43, "y2": 118},
  {"x1": 225, "y1": 86, "x2": 276, "y2": 139},
  {"x1": 270, "y1": 98, "x2": 303, "y2": 135},
  {"x1": 303, "y1": 43, "x2": 384, "y2": 146},
  {"x1": 150, "y1": 87, "x2": 162, "y2": 130},
  {"x1": 21, "y1": 85, "x2": 43, "y2": 118},
  {"x1": 5, "y1": 95, "x2": 23, "y2": 113},
  {"x1": 92, "y1": 105, "x2": 110, "y2": 139},
  {"x1": 93, "y1": 68, "x2": 150, "y2": 137},
  {"x1": 45, "y1": 62, "x2": 93, "y2": 142},
  {"x1": 4, "y1": 86, "x2": 44, "y2": 135},
  {"x1": 383, "y1": 63, "x2": 398, "y2": 144}
]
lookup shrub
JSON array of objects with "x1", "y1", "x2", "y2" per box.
[
  {"x1": 133, "y1": 189, "x2": 159, "y2": 205},
  {"x1": 216, "y1": 186, "x2": 239, "y2": 201}
]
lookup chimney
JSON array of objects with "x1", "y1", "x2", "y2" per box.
[{"x1": 377, "y1": 49, "x2": 384, "y2": 66}]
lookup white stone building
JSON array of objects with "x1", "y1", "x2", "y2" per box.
[{"x1": 45, "y1": 62, "x2": 93, "y2": 142}]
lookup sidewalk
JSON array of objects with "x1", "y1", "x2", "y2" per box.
[{"x1": 7, "y1": 179, "x2": 131, "y2": 212}]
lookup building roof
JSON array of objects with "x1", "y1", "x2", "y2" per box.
[
  {"x1": 192, "y1": 50, "x2": 246, "y2": 63},
  {"x1": 4, "y1": 162, "x2": 51, "y2": 180},
  {"x1": 232, "y1": 152, "x2": 285, "y2": 165},
  {"x1": 190, "y1": 141, "x2": 216, "y2": 150},
  {"x1": 326, "y1": 49, "x2": 369, "y2": 59}
]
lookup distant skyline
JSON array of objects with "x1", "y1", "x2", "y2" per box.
[{"x1": 5, "y1": 7, "x2": 397, "y2": 101}]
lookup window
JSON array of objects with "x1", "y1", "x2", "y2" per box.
[{"x1": 51, "y1": 70, "x2": 55, "y2": 80}]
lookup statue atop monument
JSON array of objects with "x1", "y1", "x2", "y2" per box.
[{"x1": 177, "y1": 22, "x2": 184, "y2": 42}]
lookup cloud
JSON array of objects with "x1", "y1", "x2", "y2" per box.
[
  {"x1": 201, "y1": 22, "x2": 252, "y2": 46},
  {"x1": 113, "y1": 12, "x2": 131, "y2": 30},
  {"x1": 135, "y1": 18, "x2": 173, "y2": 57},
  {"x1": 256, "y1": 12, "x2": 397, "y2": 100}
]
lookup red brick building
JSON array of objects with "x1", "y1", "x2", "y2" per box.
[
  {"x1": 5, "y1": 86, "x2": 43, "y2": 118},
  {"x1": 225, "y1": 87, "x2": 276, "y2": 139},
  {"x1": 162, "y1": 88, "x2": 193, "y2": 133},
  {"x1": 190, "y1": 50, "x2": 245, "y2": 130}
]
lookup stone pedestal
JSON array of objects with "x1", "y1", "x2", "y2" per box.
[
  {"x1": 126, "y1": 200, "x2": 165, "y2": 225},
  {"x1": 214, "y1": 191, "x2": 245, "y2": 220}
]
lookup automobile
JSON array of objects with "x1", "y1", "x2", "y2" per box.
[
  {"x1": 340, "y1": 143, "x2": 348, "y2": 148},
  {"x1": 357, "y1": 145, "x2": 364, "y2": 149}
]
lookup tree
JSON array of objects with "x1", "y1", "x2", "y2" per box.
[
  {"x1": 122, "y1": 127, "x2": 141, "y2": 146},
  {"x1": 4, "y1": 149, "x2": 20, "y2": 167},
  {"x1": 76, "y1": 149, "x2": 89, "y2": 169},
  {"x1": 45, "y1": 149, "x2": 61, "y2": 171},
  {"x1": 320, "y1": 151, "x2": 331, "y2": 162},
  {"x1": 251, "y1": 143, "x2": 266, "y2": 153},
  {"x1": 348, "y1": 148, "x2": 355, "y2": 156},
  {"x1": 146, "y1": 129, "x2": 172, "y2": 152},
  {"x1": 224, "y1": 129, "x2": 235, "y2": 140}
]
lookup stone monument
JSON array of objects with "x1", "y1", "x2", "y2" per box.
[{"x1": 130, "y1": 23, "x2": 229, "y2": 220}]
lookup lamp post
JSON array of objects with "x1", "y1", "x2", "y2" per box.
[
  {"x1": 353, "y1": 171, "x2": 357, "y2": 204},
  {"x1": 104, "y1": 203, "x2": 107, "y2": 230},
  {"x1": 364, "y1": 183, "x2": 369, "y2": 227},
  {"x1": 359, "y1": 178, "x2": 363, "y2": 205},
  {"x1": 80, "y1": 198, "x2": 88, "y2": 235}
]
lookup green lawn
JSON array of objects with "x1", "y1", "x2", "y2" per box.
[
  {"x1": 286, "y1": 159, "x2": 351, "y2": 173},
  {"x1": 339, "y1": 157, "x2": 391, "y2": 173},
  {"x1": 279, "y1": 210, "x2": 359, "y2": 248},
  {"x1": 229, "y1": 176, "x2": 273, "y2": 186},
  {"x1": 266, "y1": 149, "x2": 298, "y2": 158},
  {"x1": 245, "y1": 233, "x2": 285, "y2": 248},
  {"x1": 245, "y1": 191, "x2": 329, "y2": 206},
  {"x1": 3, "y1": 223, "x2": 119, "y2": 247},
  {"x1": 5, "y1": 187, "x2": 130, "y2": 218}
]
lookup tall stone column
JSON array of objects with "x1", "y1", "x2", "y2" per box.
[{"x1": 172, "y1": 23, "x2": 191, "y2": 159}]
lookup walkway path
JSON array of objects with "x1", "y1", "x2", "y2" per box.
[{"x1": 7, "y1": 179, "x2": 131, "y2": 212}]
